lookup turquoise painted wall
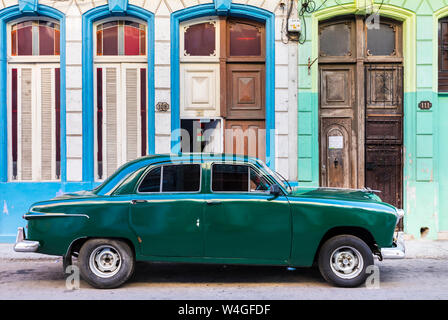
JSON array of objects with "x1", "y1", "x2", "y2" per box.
[
  {"x1": 438, "y1": 94, "x2": 448, "y2": 231},
  {"x1": 298, "y1": 0, "x2": 447, "y2": 239}
]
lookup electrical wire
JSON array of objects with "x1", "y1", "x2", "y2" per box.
[
  {"x1": 282, "y1": 0, "x2": 383, "y2": 44},
  {"x1": 282, "y1": 0, "x2": 329, "y2": 44}
]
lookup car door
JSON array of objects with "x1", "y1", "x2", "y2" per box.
[
  {"x1": 203, "y1": 163, "x2": 291, "y2": 262},
  {"x1": 129, "y1": 163, "x2": 205, "y2": 257}
]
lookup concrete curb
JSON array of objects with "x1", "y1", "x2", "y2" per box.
[{"x1": 1, "y1": 240, "x2": 448, "y2": 261}]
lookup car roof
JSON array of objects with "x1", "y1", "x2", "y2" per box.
[
  {"x1": 94, "y1": 154, "x2": 264, "y2": 195},
  {"x1": 124, "y1": 153, "x2": 261, "y2": 166}
]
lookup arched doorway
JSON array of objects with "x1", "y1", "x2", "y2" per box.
[
  {"x1": 178, "y1": 16, "x2": 266, "y2": 161},
  {"x1": 93, "y1": 18, "x2": 148, "y2": 180},
  {"x1": 318, "y1": 15, "x2": 404, "y2": 209},
  {"x1": 7, "y1": 18, "x2": 62, "y2": 181}
]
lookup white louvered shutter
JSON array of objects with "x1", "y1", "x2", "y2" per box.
[
  {"x1": 40, "y1": 68, "x2": 54, "y2": 181},
  {"x1": 20, "y1": 68, "x2": 33, "y2": 181},
  {"x1": 125, "y1": 67, "x2": 139, "y2": 162},
  {"x1": 105, "y1": 67, "x2": 118, "y2": 178}
]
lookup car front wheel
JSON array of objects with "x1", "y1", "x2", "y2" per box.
[
  {"x1": 78, "y1": 238, "x2": 135, "y2": 289},
  {"x1": 318, "y1": 235, "x2": 374, "y2": 287}
]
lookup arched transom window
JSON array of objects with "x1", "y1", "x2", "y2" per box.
[
  {"x1": 11, "y1": 20, "x2": 60, "y2": 56},
  {"x1": 96, "y1": 20, "x2": 146, "y2": 56}
]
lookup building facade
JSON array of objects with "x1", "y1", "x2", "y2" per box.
[{"x1": 0, "y1": 0, "x2": 447, "y2": 241}]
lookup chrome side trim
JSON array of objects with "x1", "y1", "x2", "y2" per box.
[
  {"x1": 24, "y1": 213, "x2": 90, "y2": 220},
  {"x1": 380, "y1": 232, "x2": 405, "y2": 259},
  {"x1": 13, "y1": 227, "x2": 40, "y2": 252}
]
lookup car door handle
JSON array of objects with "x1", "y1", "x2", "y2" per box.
[
  {"x1": 206, "y1": 200, "x2": 222, "y2": 205},
  {"x1": 131, "y1": 199, "x2": 148, "y2": 205}
]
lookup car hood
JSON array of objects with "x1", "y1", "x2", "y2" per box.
[
  {"x1": 288, "y1": 187, "x2": 383, "y2": 203},
  {"x1": 52, "y1": 190, "x2": 98, "y2": 200}
]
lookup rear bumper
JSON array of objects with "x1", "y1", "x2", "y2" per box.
[
  {"x1": 13, "y1": 227, "x2": 40, "y2": 253},
  {"x1": 380, "y1": 231, "x2": 405, "y2": 259}
]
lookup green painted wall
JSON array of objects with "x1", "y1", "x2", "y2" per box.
[
  {"x1": 439, "y1": 95, "x2": 448, "y2": 231},
  {"x1": 298, "y1": 0, "x2": 448, "y2": 239}
]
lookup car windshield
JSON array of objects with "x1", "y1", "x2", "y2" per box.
[{"x1": 260, "y1": 162, "x2": 292, "y2": 193}]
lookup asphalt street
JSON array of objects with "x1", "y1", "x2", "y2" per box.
[{"x1": 0, "y1": 257, "x2": 447, "y2": 299}]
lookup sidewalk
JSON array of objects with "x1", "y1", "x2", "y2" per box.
[{"x1": 1, "y1": 239, "x2": 448, "y2": 261}]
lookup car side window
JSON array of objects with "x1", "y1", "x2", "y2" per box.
[
  {"x1": 162, "y1": 164, "x2": 201, "y2": 192},
  {"x1": 138, "y1": 164, "x2": 201, "y2": 193},
  {"x1": 212, "y1": 164, "x2": 248, "y2": 192},
  {"x1": 212, "y1": 164, "x2": 270, "y2": 192},
  {"x1": 138, "y1": 167, "x2": 161, "y2": 193},
  {"x1": 250, "y1": 168, "x2": 270, "y2": 192}
]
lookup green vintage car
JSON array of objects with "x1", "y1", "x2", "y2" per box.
[{"x1": 14, "y1": 154, "x2": 405, "y2": 288}]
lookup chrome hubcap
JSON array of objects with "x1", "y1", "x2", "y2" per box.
[
  {"x1": 330, "y1": 246, "x2": 364, "y2": 280},
  {"x1": 89, "y1": 245, "x2": 122, "y2": 278}
]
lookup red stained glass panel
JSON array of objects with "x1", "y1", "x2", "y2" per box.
[
  {"x1": 229, "y1": 23, "x2": 261, "y2": 56},
  {"x1": 17, "y1": 25, "x2": 33, "y2": 56},
  {"x1": 124, "y1": 25, "x2": 140, "y2": 56},
  {"x1": 102, "y1": 25, "x2": 118, "y2": 56},
  {"x1": 184, "y1": 22, "x2": 215, "y2": 56},
  {"x1": 39, "y1": 25, "x2": 55, "y2": 55}
]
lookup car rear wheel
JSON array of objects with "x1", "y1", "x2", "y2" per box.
[
  {"x1": 78, "y1": 239, "x2": 135, "y2": 289},
  {"x1": 318, "y1": 235, "x2": 373, "y2": 287}
]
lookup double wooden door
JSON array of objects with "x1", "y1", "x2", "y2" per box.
[{"x1": 318, "y1": 16, "x2": 403, "y2": 209}]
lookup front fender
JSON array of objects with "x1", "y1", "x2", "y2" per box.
[{"x1": 288, "y1": 198, "x2": 397, "y2": 266}]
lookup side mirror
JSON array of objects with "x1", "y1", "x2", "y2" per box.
[{"x1": 269, "y1": 184, "x2": 281, "y2": 196}]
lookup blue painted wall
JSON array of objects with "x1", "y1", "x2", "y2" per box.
[{"x1": 0, "y1": 182, "x2": 99, "y2": 242}]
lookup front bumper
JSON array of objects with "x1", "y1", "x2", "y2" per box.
[
  {"x1": 380, "y1": 231, "x2": 405, "y2": 259},
  {"x1": 13, "y1": 227, "x2": 40, "y2": 253}
]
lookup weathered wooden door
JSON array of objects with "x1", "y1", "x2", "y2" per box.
[
  {"x1": 318, "y1": 16, "x2": 404, "y2": 212},
  {"x1": 364, "y1": 65, "x2": 403, "y2": 208},
  {"x1": 319, "y1": 65, "x2": 356, "y2": 188}
]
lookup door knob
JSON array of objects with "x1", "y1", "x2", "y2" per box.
[{"x1": 334, "y1": 158, "x2": 339, "y2": 168}]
